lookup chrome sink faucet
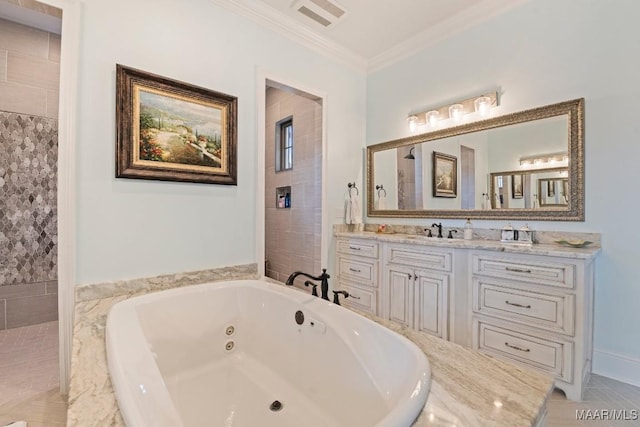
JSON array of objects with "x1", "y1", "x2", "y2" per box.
[
  {"x1": 431, "y1": 222, "x2": 443, "y2": 238},
  {"x1": 286, "y1": 269, "x2": 330, "y2": 301}
]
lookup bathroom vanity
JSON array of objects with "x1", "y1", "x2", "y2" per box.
[{"x1": 335, "y1": 229, "x2": 599, "y2": 401}]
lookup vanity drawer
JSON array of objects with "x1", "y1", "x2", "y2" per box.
[
  {"x1": 472, "y1": 253, "x2": 575, "y2": 289},
  {"x1": 472, "y1": 278, "x2": 575, "y2": 335},
  {"x1": 337, "y1": 239, "x2": 379, "y2": 259},
  {"x1": 387, "y1": 245, "x2": 452, "y2": 272},
  {"x1": 337, "y1": 255, "x2": 377, "y2": 287},
  {"x1": 474, "y1": 319, "x2": 573, "y2": 382},
  {"x1": 339, "y1": 281, "x2": 377, "y2": 315}
]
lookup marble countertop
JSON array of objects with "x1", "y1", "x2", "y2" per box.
[
  {"x1": 67, "y1": 273, "x2": 553, "y2": 426},
  {"x1": 335, "y1": 231, "x2": 601, "y2": 260},
  {"x1": 355, "y1": 309, "x2": 553, "y2": 426}
]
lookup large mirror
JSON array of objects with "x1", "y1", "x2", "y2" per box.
[{"x1": 366, "y1": 98, "x2": 584, "y2": 220}]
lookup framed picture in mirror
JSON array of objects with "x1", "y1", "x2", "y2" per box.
[
  {"x1": 433, "y1": 151, "x2": 457, "y2": 198},
  {"x1": 512, "y1": 174, "x2": 524, "y2": 199}
]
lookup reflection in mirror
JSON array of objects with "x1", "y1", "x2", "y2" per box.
[
  {"x1": 538, "y1": 177, "x2": 569, "y2": 207},
  {"x1": 490, "y1": 167, "x2": 569, "y2": 209},
  {"x1": 367, "y1": 98, "x2": 584, "y2": 221}
]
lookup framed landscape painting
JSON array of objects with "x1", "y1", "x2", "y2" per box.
[
  {"x1": 432, "y1": 151, "x2": 457, "y2": 198},
  {"x1": 116, "y1": 64, "x2": 237, "y2": 184}
]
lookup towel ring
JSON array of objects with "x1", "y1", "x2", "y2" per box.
[
  {"x1": 376, "y1": 185, "x2": 387, "y2": 197},
  {"x1": 348, "y1": 182, "x2": 359, "y2": 195}
]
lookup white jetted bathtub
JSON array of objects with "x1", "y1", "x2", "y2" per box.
[{"x1": 106, "y1": 280, "x2": 430, "y2": 427}]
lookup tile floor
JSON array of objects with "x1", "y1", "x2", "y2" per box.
[
  {"x1": 546, "y1": 374, "x2": 640, "y2": 426},
  {"x1": 0, "y1": 321, "x2": 639, "y2": 426},
  {"x1": 0, "y1": 321, "x2": 67, "y2": 426}
]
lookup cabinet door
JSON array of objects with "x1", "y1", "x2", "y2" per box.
[
  {"x1": 387, "y1": 266, "x2": 413, "y2": 327},
  {"x1": 414, "y1": 271, "x2": 449, "y2": 339}
]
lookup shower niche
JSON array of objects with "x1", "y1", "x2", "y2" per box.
[{"x1": 276, "y1": 186, "x2": 291, "y2": 209}]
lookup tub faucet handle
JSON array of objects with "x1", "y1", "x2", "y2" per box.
[
  {"x1": 332, "y1": 290, "x2": 349, "y2": 305},
  {"x1": 304, "y1": 280, "x2": 319, "y2": 297}
]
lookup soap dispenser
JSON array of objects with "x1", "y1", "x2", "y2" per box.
[
  {"x1": 463, "y1": 218, "x2": 473, "y2": 240},
  {"x1": 501, "y1": 223, "x2": 514, "y2": 242},
  {"x1": 519, "y1": 224, "x2": 533, "y2": 244}
]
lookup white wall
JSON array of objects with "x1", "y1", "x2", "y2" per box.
[
  {"x1": 366, "y1": 0, "x2": 640, "y2": 384},
  {"x1": 75, "y1": 0, "x2": 366, "y2": 284}
]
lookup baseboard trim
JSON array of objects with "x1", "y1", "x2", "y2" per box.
[{"x1": 593, "y1": 348, "x2": 640, "y2": 387}]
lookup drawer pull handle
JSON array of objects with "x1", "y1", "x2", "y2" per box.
[
  {"x1": 349, "y1": 268, "x2": 361, "y2": 273},
  {"x1": 505, "y1": 300, "x2": 532, "y2": 309},
  {"x1": 350, "y1": 294, "x2": 361, "y2": 300},
  {"x1": 504, "y1": 342, "x2": 530, "y2": 352},
  {"x1": 349, "y1": 246, "x2": 361, "y2": 251},
  {"x1": 506, "y1": 267, "x2": 532, "y2": 274}
]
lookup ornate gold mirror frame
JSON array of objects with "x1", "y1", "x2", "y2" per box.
[{"x1": 366, "y1": 98, "x2": 584, "y2": 221}]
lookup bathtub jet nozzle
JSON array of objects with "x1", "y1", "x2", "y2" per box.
[{"x1": 285, "y1": 269, "x2": 331, "y2": 301}]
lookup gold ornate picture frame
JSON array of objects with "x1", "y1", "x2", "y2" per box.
[
  {"x1": 432, "y1": 151, "x2": 457, "y2": 198},
  {"x1": 116, "y1": 64, "x2": 237, "y2": 185}
]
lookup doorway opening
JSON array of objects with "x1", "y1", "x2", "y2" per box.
[
  {"x1": 263, "y1": 80, "x2": 323, "y2": 289},
  {"x1": 0, "y1": 0, "x2": 69, "y2": 422},
  {"x1": 460, "y1": 145, "x2": 476, "y2": 209}
]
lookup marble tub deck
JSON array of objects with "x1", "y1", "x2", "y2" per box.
[{"x1": 67, "y1": 270, "x2": 553, "y2": 426}]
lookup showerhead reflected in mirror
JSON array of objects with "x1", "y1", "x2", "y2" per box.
[{"x1": 404, "y1": 147, "x2": 415, "y2": 160}]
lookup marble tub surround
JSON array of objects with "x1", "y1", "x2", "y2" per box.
[
  {"x1": 355, "y1": 223, "x2": 601, "y2": 246},
  {"x1": 67, "y1": 274, "x2": 552, "y2": 427},
  {"x1": 74, "y1": 262, "x2": 258, "y2": 302},
  {"x1": 353, "y1": 309, "x2": 553, "y2": 427},
  {"x1": 67, "y1": 264, "x2": 259, "y2": 426}
]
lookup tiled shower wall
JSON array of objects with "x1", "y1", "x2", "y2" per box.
[
  {"x1": 0, "y1": 16, "x2": 60, "y2": 329},
  {"x1": 265, "y1": 86, "x2": 322, "y2": 285}
]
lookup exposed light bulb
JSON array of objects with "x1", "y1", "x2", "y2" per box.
[
  {"x1": 474, "y1": 96, "x2": 492, "y2": 116},
  {"x1": 449, "y1": 104, "x2": 464, "y2": 121},
  {"x1": 426, "y1": 110, "x2": 439, "y2": 127},
  {"x1": 407, "y1": 115, "x2": 418, "y2": 132}
]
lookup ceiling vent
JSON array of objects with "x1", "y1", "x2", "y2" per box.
[{"x1": 293, "y1": 0, "x2": 347, "y2": 27}]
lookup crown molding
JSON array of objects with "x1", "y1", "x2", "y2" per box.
[
  {"x1": 209, "y1": 0, "x2": 367, "y2": 72},
  {"x1": 0, "y1": 1, "x2": 62, "y2": 34},
  {"x1": 368, "y1": 0, "x2": 531, "y2": 73},
  {"x1": 210, "y1": 0, "x2": 530, "y2": 75}
]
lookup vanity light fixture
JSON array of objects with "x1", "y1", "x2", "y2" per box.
[
  {"x1": 519, "y1": 151, "x2": 568, "y2": 167},
  {"x1": 426, "y1": 110, "x2": 439, "y2": 127},
  {"x1": 448, "y1": 104, "x2": 464, "y2": 122},
  {"x1": 474, "y1": 96, "x2": 493, "y2": 116},
  {"x1": 406, "y1": 91, "x2": 498, "y2": 131},
  {"x1": 407, "y1": 115, "x2": 419, "y2": 132}
]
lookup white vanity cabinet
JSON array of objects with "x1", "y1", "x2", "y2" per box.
[
  {"x1": 335, "y1": 238, "x2": 380, "y2": 314},
  {"x1": 383, "y1": 244, "x2": 451, "y2": 339},
  {"x1": 333, "y1": 231, "x2": 598, "y2": 401},
  {"x1": 470, "y1": 250, "x2": 595, "y2": 401}
]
